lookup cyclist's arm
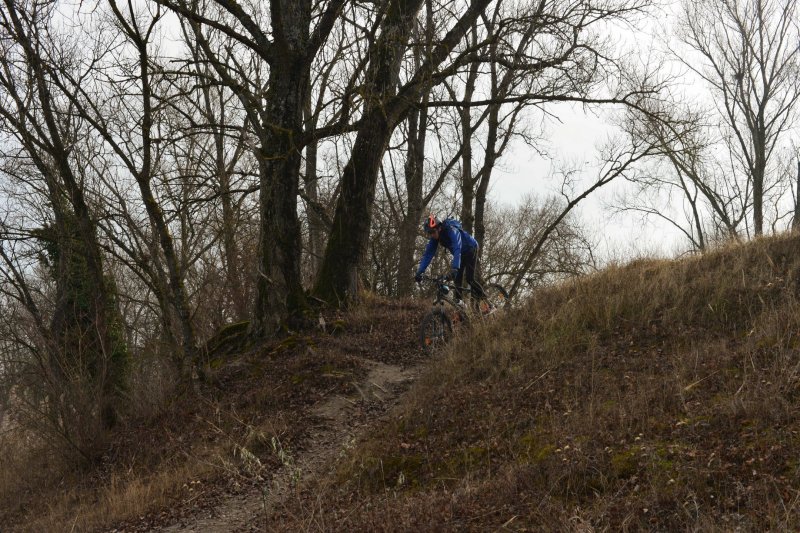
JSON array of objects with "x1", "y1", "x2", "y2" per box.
[
  {"x1": 447, "y1": 226, "x2": 462, "y2": 270},
  {"x1": 416, "y1": 238, "x2": 439, "y2": 275}
]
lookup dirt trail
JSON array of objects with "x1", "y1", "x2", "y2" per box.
[{"x1": 155, "y1": 360, "x2": 420, "y2": 532}]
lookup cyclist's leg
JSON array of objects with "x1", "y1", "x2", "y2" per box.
[
  {"x1": 454, "y1": 260, "x2": 466, "y2": 300},
  {"x1": 464, "y1": 249, "x2": 484, "y2": 299}
]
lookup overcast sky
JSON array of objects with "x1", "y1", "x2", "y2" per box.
[
  {"x1": 484, "y1": 0, "x2": 753, "y2": 264},
  {"x1": 489, "y1": 99, "x2": 689, "y2": 264},
  {"x1": 481, "y1": 4, "x2": 687, "y2": 263}
]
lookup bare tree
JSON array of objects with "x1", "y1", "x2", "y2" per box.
[
  {"x1": 429, "y1": 0, "x2": 658, "y2": 279},
  {"x1": 31, "y1": 1, "x2": 206, "y2": 381},
  {"x1": 300, "y1": 13, "x2": 360, "y2": 281},
  {"x1": 675, "y1": 0, "x2": 800, "y2": 236},
  {"x1": 105, "y1": 0, "x2": 200, "y2": 375},
  {"x1": 508, "y1": 131, "x2": 666, "y2": 297},
  {"x1": 0, "y1": 0, "x2": 128, "y2": 452},
  {"x1": 615, "y1": 101, "x2": 747, "y2": 251},
  {"x1": 794, "y1": 157, "x2": 800, "y2": 231},
  {"x1": 394, "y1": 0, "x2": 435, "y2": 297},
  {"x1": 368, "y1": 0, "x2": 662, "y2": 298},
  {"x1": 153, "y1": 0, "x2": 349, "y2": 335},
  {"x1": 313, "y1": 0, "x2": 494, "y2": 305},
  {"x1": 481, "y1": 196, "x2": 597, "y2": 291},
  {"x1": 180, "y1": 33, "x2": 254, "y2": 322}
]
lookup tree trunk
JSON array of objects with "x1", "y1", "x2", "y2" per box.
[
  {"x1": 5, "y1": 3, "x2": 128, "y2": 430},
  {"x1": 474, "y1": 170, "x2": 491, "y2": 254},
  {"x1": 794, "y1": 159, "x2": 800, "y2": 232},
  {"x1": 304, "y1": 90, "x2": 325, "y2": 279},
  {"x1": 753, "y1": 146, "x2": 765, "y2": 236},
  {"x1": 208, "y1": 85, "x2": 247, "y2": 321},
  {"x1": 315, "y1": 114, "x2": 395, "y2": 303},
  {"x1": 460, "y1": 121, "x2": 475, "y2": 233},
  {"x1": 398, "y1": 1, "x2": 433, "y2": 296},
  {"x1": 474, "y1": 104, "x2": 499, "y2": 255},
  {"x1": 46, "y1": 214, "x2": 127, "y2": 430},
  {"x1": 397, "y1": 105, "x2": 427, "y2": 296},
  {"x1": 253, "y1": 1, "x2": 312, "y2": 335},
  {"x1": 314, "y1": 0, "x2": 493, "y2": 306},
  {"x1": 459, "y1": 30, "x2": 479, "y2": 233},
  {"x1": 129, "y1": 33, "x2": 199, "y2": 379},
  {"x1": 314, "y1": 0, "x2": 426, "y2": 305}
]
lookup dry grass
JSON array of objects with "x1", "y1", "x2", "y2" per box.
[
  {"x1": 15, "y1": 462, "x2": 217, "y2": 533},
  {"x1": 7, "y1": 234, "x2": 800, "y2": 531},
  {"x1": 0, "y1": 431, "x2": 61, "y2": 524},
  {"x1": 276, "y1": 233, "x2": 800, "y2": 531},
  {"x1": 0, "y1": 395, "x2": 274, "y2": 533},
  {"x1": 0, "y1": 297, "x2": 426, "y2": 532}
]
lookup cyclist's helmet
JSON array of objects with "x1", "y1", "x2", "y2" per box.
[{"x1": 423, "y1": 214, "x2": 441, "y2": 234}]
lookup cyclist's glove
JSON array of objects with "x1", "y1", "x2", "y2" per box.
[
  {"x1": 446, "y1": 268, "x2": 459, "y2": 281},
  {"x1": 414, "y1": 272, "x2": 423, "y2": 283}
]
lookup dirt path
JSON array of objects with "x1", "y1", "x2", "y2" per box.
[{"x1": 155, "y1": 360, "x2": 420, "y2": 532}]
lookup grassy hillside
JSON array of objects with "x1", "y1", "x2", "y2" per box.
[
  {"x1": 276, "y1": 233, "x2": 800, "y2": 531},
  {"x1": 0, "y1": 298, "x2": 426, "y2": 532},
  {"x1": 5, "y1": 234, "x2": 800, "y2": 532}
]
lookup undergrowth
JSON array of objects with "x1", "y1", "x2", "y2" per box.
[
  {"x1": 282, "y1": 233, "x2": 800, "y2": 531},
  {"x1": 0, "y1": 298, "x2": 424, "y2": 532},
  {"x1": 7, "y1": 234, "x2": 800, "y2": 531}
]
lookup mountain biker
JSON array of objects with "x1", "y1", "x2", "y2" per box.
[{"x1": 414, "y1": 214, "x2": 484, "y2": 302}]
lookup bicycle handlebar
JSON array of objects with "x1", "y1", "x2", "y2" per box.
[{"x1": 418, "y1": 274, "x2": 477, "y2": 295}]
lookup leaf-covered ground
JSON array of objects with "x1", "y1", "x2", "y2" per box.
[
  {"x1": 268, "y1": 234, "x2": 800, "y2": 531},
  {"x1": 7, "y1": 234, "x2": 800, "y2": 532},
  {"x1": 2, "y1": 297, "x2": 428, "y2": 532}
]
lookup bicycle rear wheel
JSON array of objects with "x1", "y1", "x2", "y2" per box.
[
  {"x1": 478, "y1": 283, "x2": 510, "y2": 315},
  {"x1": 419, "y1": 310, "x2": 452, "y2": 353}
]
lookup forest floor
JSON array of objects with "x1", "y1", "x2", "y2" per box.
[
  {"x1": 146, "y1": 361, "x2": 420, "y2": 532},
  {"x1": 1, "y1": 296, "x2": 431, "y2": 533},
  {"x1": 102, "y1": 297, "x2": 429, "y2": 533},
  {"x1": 9, "y1": 233, "x2": 800, "y2": 532}
]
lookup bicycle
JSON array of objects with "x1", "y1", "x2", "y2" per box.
[{"x1": 417, "y1": 274, "x2": 510, "y2": 353}]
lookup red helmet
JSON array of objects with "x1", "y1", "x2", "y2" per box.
[{"x1": 423, "y1": 214, "x2": 440, "y2": 234}]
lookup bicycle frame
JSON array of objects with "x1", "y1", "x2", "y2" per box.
[
  {"x1": 420, "y1": 275, "x2": 473, "y2": 323},
  {"x1": 417, "y1": 274, "x2": 509, "y2": 352}
]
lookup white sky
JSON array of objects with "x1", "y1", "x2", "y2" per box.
[
  {"x1": 484, "y1": 0, "x2": 770, "y2": 264},
  {"x1": 489, "y1": 101, "x2": 689, "y2": 264}
]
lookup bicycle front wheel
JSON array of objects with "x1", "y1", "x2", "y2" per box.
[{"x1": 419, "y1": 310, "x2": 452, "y2": 353}]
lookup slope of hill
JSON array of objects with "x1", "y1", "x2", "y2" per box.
[
  {"x1": 5, "y1": 234, "x2": 800, "y2": 532},
  {"x1": 272, "y1": 233, "x2": 800, "y2": 531},
  {"x1": 0, "y1": 298, "x2": 427, "y2": 532}
]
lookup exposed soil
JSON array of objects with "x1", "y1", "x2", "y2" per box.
[
  {"x1": 93, "y1": 297, "x2": 430, "y2": 533},
  {"x1": 154, "y1": 361, "x2": 419, "y2": 533}
]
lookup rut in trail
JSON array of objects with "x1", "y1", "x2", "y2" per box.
[{"x1": 156, "y1": 360, "x2": 420, "y2": 533}]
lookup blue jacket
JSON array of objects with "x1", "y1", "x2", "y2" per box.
[{"x1": 416, "y1": 219, "x2": 479, "y2": 275}]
